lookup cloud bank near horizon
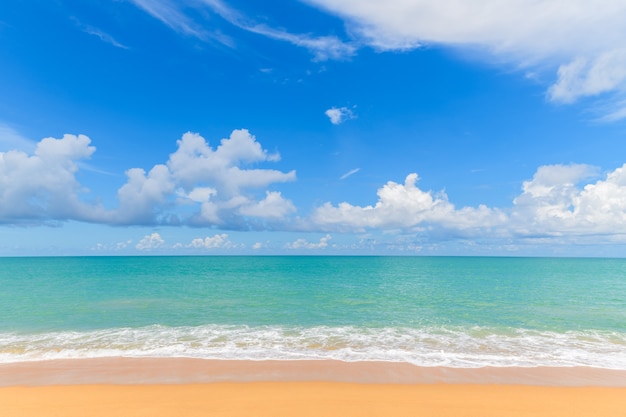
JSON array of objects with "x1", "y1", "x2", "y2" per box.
[
  {"x1": 312, "y1": 164, "x2": 626, "y2": 242},
  {"x1": 2, "y1": 129, "x2": 626, "y2": 246},
  {"x1": 0, "y1": 130, "x2": 295, "y2": 229}
]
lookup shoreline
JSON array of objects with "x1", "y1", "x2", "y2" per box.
[
  {"x1": 3, "y1": 359, "x2": 626, "y2": 416},
  {"x1": 2, "y1": 357, "x2": 626, "y2": 387}
]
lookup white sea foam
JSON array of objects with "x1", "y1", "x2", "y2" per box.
[{"x1": 1, "y1": 325, "x2": 625, "y2": 368}]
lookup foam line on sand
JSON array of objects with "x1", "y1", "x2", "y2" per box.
[{"x1": 1, "y1": 357, "x2": 626, "y2": 387}]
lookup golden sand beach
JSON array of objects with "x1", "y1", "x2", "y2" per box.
[
  {"x1": 2, "y1": 382, "x2": 626, "y2": 417},
  {"x1": 1, "y1": 358, "x2": 625, "y2": 416}
]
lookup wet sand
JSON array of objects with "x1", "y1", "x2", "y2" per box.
[
  {"x1": 1, "y1": 359, "x2": 625, "y2": 416},
  {"x1": 2, "y1": 357, "x2": 625, "y2": 386}
]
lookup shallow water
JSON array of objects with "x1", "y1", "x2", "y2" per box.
[{"x1": 1, "y1": 256, "x2": 625, "y2": 367}]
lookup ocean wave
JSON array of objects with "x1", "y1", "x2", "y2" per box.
[{"x1": 1, "y1": 325, "x2": 625, "y2": 368}]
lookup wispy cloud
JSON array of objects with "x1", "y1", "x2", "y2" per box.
[
  {"x1": 243, "y1": 24, "x2": 355, "y2": 61},
  {"x1": 0, "y1": 123, "x2": 36, "y2": 152},
  {"x1": 83, "y1": 26, "x2": 129, "y2": 49},
  {"x1": 129, "y1": 0, "x2": 207, "y2": 39},
  {"x1": 71, "y1": 17, "x2": 128, "y2": 49},
  {"x1": 130, "y1": 0, "x2": 355, "y2": 60},
  {"x1": 340, "y1": 168, "x2": 360, "y2": 180},
  {"x1": 599, "y1": 104, "x2": 626, "y2": 122},
  {"x1": 198, "y1": 0, "x2": 355, "y2": 60}
]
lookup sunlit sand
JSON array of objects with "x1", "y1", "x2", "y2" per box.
[{"x1": 2, "y1": 358, "x2": 625, "y2": 416}]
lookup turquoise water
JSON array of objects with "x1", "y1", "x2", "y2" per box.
[{"x1": 1, "y1": 256, "x2": 625, "y2": 367}]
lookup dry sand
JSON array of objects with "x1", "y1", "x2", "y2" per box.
[
  {"x1": 1, "y1": 359, "x2": 625, "y2": 416},
  {"x1": 2, "y1": 382, "x2": 626, "y2": 417}
]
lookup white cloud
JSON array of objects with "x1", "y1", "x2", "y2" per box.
[
  {"x1": 244, "y1": 24, "x2": 355, "y2": 61},
  {"x1": 83, "y1": 27, "x2": 128, "y2": 49},
  {"x1": 307, "y1": 0, "x2": 625, "y2": 54},
  {"x1": 511, "y1": 163, "x2": 626, "y2": 235},
  {"x1": 325, "y1": 106, "x2": 356, "y2": 124},
  {"x1": 72, "y1": 18, "x2": 129, "y2": 49},
  {"x1": 340, "y1": 168, "x2": 360, "y2": 180},
  {"x1": 131, "y1": 0, "x2": 355, "y2": 60},
  {"x1": 136, "y1": 232, "x2": 165, "y2": 250},
  {"x1": 164, "y1": 129, "x2": 296, "y2": 226},
  {"x1": 311, "y1": 164, "x2": 626, "y2": 243},
  {"x1": 285, "y1": 234, "x2": 332, "y2": 249},
  {"x1": 129, "y1": 0, "x2": 208, "y2": 39},
  {"x1": 312, "y1": 173, "x2": 504, "y2": 233},
  {"x1": 599, "y1": 101, "x2": 626, "y2": 122},
  {"x1": 7, "y1": 131, "x2": 626, "y2": 248},
  {"x1": 168, "y1": 130, "x2": 290, "y2": 194},
  {"x1": 186, "y1": 233, "x2": 237, "y2": 249},
  {"x1": 129, "y1": 1, "x2": 626, "y2": 117},
  {"x1": 178, "y1": 187, "x2": 217, "y2": 203},
  {"x1": 114, "y1": 164, "x2": 175, "y2": 225},
  {"x1": 0, "y1": 134, "x2": 106, "y2": 223},
  {"x1": 0, "y1": 129, "x2": 296, "y2": 228},
  {"x1": 238, "y1": 191, "x2": 296, "y2": 219},
  {"x1": 117, "y1": 240, "x2": 132, "y2": 250},
  {"x1": 306, "y1": 0, "x2": 626, "y2": 117},
  {"x1": 514, "y1": 164, "x2": 598, "y2": 206},
  {"x1": 200, "y1": 0, "x2": 356, "y2": 60},
  {"x1": 111, "y1": 129, "x2": 296, "y2": 226},
  {"x1": 93, "y1": 239, "x2": 133, "y2": 252},
  {"x1": 548, "y1": 51, "x2": 626, "y2": 103}
]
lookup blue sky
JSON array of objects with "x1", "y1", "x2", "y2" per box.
[{"x1": 2, "y1": 0, "x2": 626, "y2": 256}]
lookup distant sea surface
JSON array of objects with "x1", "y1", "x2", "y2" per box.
[{"x1": 1, "y1": 256, "x2": 625, "y2": 368}]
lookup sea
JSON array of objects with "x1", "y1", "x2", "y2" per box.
[{"x1": 1, "y1": 256, "x2": 625, "y2": 369}]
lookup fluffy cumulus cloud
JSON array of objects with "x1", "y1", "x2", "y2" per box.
[
  {"x1": 285, "y1": 234, "x2": 332, "y2": 250},
  {"x1": 238, "y1": 191, "x2": 296, "y2": 219},
  {"x1": 115, "y1": 164, "x2": 175, "y2": 225},
  {"x1": 165, "y1": 130, "x2": 296, "y2": 227},
  {"x1": 511, "y1": 163, "x2": 626, "y2": 236},
  {"x1": 136, "y1": 232, "x2": 165, "y2": 250},
  {"x1": 311, "y1": 164, "x2": 626, "y2": 242},
  {"x1": 312, "y1": 173, "x2": 505, "y2": 235},
  {"x1": 5, "y1": 131, "x2": 626, "y2": 247},
  {"x1": 115, "y1": 129, "x2": 296, "y2": 227},
  {"x1": 305, "y1": 0, "x2": 626, "y2": 117},
  {"x1": 0, "y1": 130, "x2": 295, "y2": 228},
  {"x1": 0, "y1": 134, "x2": 107, "y2": 224},
  {"x1": 184, "y1": 233, "x2": 238, "y2": 249}
]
